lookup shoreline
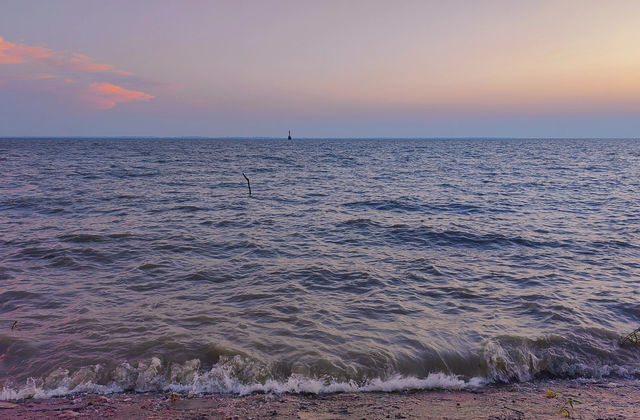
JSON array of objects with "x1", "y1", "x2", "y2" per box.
[{"x1": 1, "y1": 379, "x2": 638, "y2": 419}]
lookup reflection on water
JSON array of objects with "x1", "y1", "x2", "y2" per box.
[{"x1": 1, "y1": 138, "x2": 639, "y2": 398}]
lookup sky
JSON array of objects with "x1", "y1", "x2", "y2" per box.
[{"x1": 1, "y1": 0, "x2": 639, "y2": 138}]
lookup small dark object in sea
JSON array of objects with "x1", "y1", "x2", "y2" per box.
[
  {"x1": 242, "y1": 173, "x2": 251, "y2": 196},
  {"x1": 11, "y1": 321, "x2": 17, "y2": 330},
  {"x1": 620, "y1": 327, "x2": 640, "y2": 346}
]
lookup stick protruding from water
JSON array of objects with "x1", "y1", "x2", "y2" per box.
[{"x1": 242, "y1": 173, "x2": 251, "y2": 196}]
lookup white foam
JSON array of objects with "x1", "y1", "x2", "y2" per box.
[
  {"x1": 0, "y1": 356, "x2": 486, "y2": 401},
  {"x1": 1, "y1": 378, "x2": 122, "y2": 401}
]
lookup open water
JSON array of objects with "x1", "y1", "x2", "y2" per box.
[{"x1": 1, "y1": 138, "x2": 639, "y2": 399}]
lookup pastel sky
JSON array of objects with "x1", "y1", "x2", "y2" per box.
[{"x1": 1, "y1": 0, "x2": 639, "y2": 138}]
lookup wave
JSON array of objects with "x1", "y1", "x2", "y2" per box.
[
  {"x1": 2, "y1": 332, "x2": 638, "y2": 401},
  {"x1": 335, "y1": 219, "x2": 565, "y2": 249},
  {"x1": 0, "y1": 356, "x2": 484, "y2": 401},
  {"x1": 480, "y1": 333, "x2": 639, "y2": 383},
  {"x1": 343, "y1": 199, "x2": 488, "y2": 215}
]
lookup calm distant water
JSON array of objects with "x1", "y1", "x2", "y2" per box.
[{"x1": 1, "y1": 138, "x2": 640, "y2": 398}]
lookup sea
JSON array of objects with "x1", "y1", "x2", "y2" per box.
[{"x1": 1, "y1": 137, "x2": 639, "y2": 399}]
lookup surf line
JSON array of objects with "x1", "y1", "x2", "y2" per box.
[{"x1": 242, "y1": 173, "x2": 252, "y2": 196}]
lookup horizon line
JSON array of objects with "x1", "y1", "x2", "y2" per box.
[{"x1": 0, "y1": 136, "x2": 638, "y2": 141}]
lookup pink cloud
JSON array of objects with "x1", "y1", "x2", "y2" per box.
[
  {"x1": 86, "y1": 82, "x2": 155, "y2": 109},
  {"x1": 0, "y1": 37, "x2": 53, "y2": 64},
  {"x1": 0, "y1": 36, "x2": 137, "y2": 77},
  {"x1": 68, "y1": 53, "x2": 114, "y2": 72},
  {"x1": 0, "y1": 73, "x2": 56, "y2": 85},
  {"x1": 1, "y1": 36, "x2": 156, "y2": 109}
]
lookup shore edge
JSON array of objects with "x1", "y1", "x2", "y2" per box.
[{"x1": 1, "y1": 379, "x2": 637, "y2": 419}]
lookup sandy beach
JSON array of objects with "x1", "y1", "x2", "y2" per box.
[{"x1": 0, "y1": 379, "x2": 636, "y2": 419}]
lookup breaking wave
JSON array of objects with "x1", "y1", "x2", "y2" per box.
[
  {"x1": 3, "y1": 333, "x2": 639, "y2": 401},
  {"x1": 0, "y1": 355, "x2": 485, "y2": 400}
]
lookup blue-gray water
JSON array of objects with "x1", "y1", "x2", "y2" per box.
[{"x1": 1, "y1": 138, "x2": 640, "y2": 398}]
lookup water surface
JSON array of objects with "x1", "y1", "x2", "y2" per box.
[{"x1": 1, "y1": 138, "x2": 639, "y2": 398}]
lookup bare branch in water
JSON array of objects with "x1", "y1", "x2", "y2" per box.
[{"x1": 242, "y1": 173, "x2": 251, "y2": 196}]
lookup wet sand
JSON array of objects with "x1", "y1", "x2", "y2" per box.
[{"x1": 0, "y1": 379, "x2": 636, "y2": 419}]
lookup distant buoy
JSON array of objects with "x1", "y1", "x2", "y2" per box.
[{"x1": 288, "y1": 130, "x2": 292, "y2": 140}]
